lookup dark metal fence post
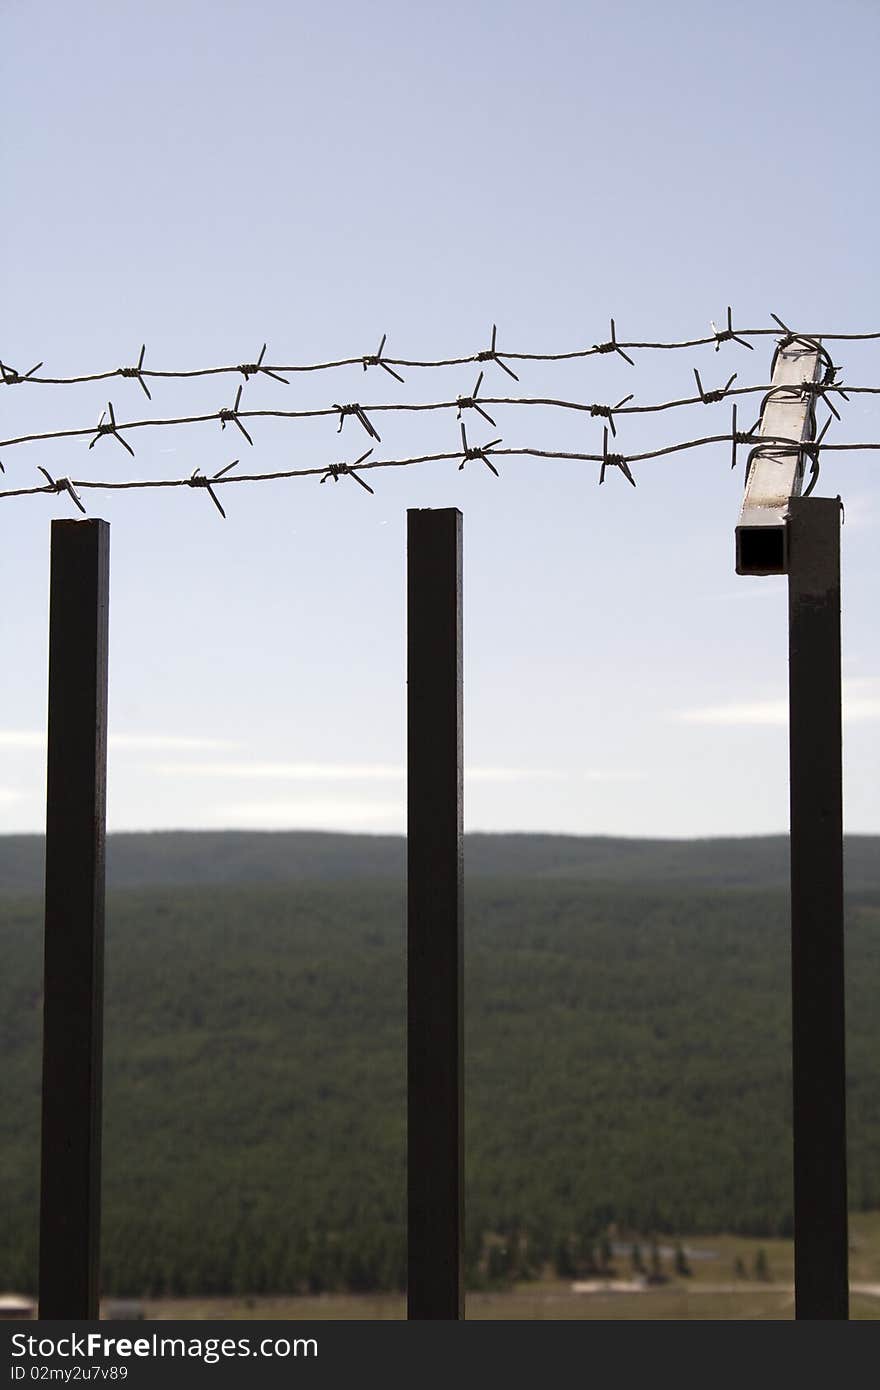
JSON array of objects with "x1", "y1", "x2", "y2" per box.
[
  {"x1": 406, "y1": 507, "x2": 463, "y2": 1320},
  {"x1": 39, "y1": 518, "x2": 110, "y2": 1320},
  {"x1": 787, "y1": 495, "x2": 848, "y2": 1319}
]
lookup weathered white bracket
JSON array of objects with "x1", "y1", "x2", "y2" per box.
[{"x1": 735, "y1": 339, "x2": 823, "y2": 575}]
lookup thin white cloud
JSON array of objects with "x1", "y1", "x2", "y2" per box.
[
  {"x1": 677, "y1": 697, "x2": 790, "y2": 727},
  {"x1": 468, "y1": 767, "x2": 567, "y2": 782},
  {"x1": 152, "y1": 760, "x2": 404, "y2": 780},
  {"x1": 0, "y1": 739, "x2": 633, "y2": 786},
  {"x1": 150, "y1": 761, "x2": 572, "y2": 782},
  {"x1": 469, "y1": 768, "x2": 642, "y2": 783},
  {"x1": 111, "y1": 734, "x2": 236, "y2": 750},
  {"x1": 0, "y1": 731, "x2": 234, "y2": 751},
  {"x1": 580, "y1": 769, "x2": 646, "y2": 782},
  {"x1": 675, "y1": 678, "x2": 880, "y2": 726}
]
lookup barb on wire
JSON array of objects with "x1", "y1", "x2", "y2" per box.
[
  {"x1": 748, "y1": 331, "x2": 844, "y2": 487},
  {"x1": 0, "y1": 358, "x2": 43, "y2": 385},
  {"x1": 362, "y1": 334, "x2": 404, "y2": 385},
  {"x1": 769, "y1": 313, "x2": 836, "y2": 371},
  {"x1": 320, "y1": 449, "x2": 376, "y2": 494},
  {"x1": 237, "y1": 343, "x2": 289, "y2": 385},
  {"x1": 694, "y1": 368, "x2": 737, "y2": 404},
  {"x1": 335, "y1": 402, "x2": 380, "y2": 441},
  {"x1": 477, "y1": 324, "x2": 519, "y2": 381},
  {"x1": 36, "y1": 467, "x2": 86, "y2": 514},
  {"x1": 711, "y1": 306, "x2": 754, "y2": 353},
  {"x1": 729, "y1": 402, "x2": 764, "y2": 472},
  {"x1": 187, "y1": 460, "x2": 240, "y2": 518},
  {"x1": 589, "y1": 394, "x2": 634, "y2": 438},
  {"x1": 456, "y1": 372, "x2": 496, "y2": 427},
  {"x1": 599, "y1": 426, "x2": 636, "y2": 487},
  {"x1": 119, "y1": 344, "x2": 152, "y2": 399},
  {"x1": 741, "y1": 407, "x2": 835, "y2": 493},
  {"x1": 592, "y1": 318, "x2": 634, "y2": 367},
  {"x1": 219, "y1": 385, "x2": 255, "y2": 445},
  {"x1": 762, "y1": 372, "x2": 848, "y2": 426},
  {"x1": 801, "y1": 414, "x2": 835, "y2": 497},
  {"x1": 458, "y1": 421, "x2": 501, "y2": 476},
  {"x1": 88, "y1": 401, "x2": 135, "y2": 457},
  {"x1": 768, "y1": 314, "x2": 843, "y2": 436},
  {"x1": 799, "y1": 374, "x2": 850, "y2": 422},
  {"x1": 730, "y1": 403, "x2": 742, "y2": 470}
]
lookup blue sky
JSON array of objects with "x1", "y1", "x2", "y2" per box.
[{"x1": 2, "y1": 0, "x2": 878, "y2": 837}]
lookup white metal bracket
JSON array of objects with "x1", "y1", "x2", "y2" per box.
[{"x1": 735, "y1": 339, "x2": 823, "y2": 575}]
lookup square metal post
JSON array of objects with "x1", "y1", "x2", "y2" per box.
[
  {"x1": 787, "y1": 496, "x2": 848, "y2": 1319},
  {"x1": 406, "y1": 507, "x2": 463, "y2": 1319},
  {"x1": 39, "y1": 518, "x2": 110, "y2": 1319}
]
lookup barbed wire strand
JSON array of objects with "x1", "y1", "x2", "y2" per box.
[
  {"x1": 2, "y1": 382, "x2": 879, "y2": 457},
  {"x1": 2, "y1": 433, "x2": 877, "y2": 516},
  {"x1": 2, "y1": 313, "x2": 880, "y2": 391}
]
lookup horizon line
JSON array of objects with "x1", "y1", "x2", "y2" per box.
[{"x1": 2, "y1": 826, "x2": 880, "y2": 841}]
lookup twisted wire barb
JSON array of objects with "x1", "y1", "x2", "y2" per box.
[
  {"x1": 218, "y1": 384, "x2": 254, "y2": 446},
  {"x1": 88, "y1": 402, "x2": 135, "y2": 457},
  {"x1": 187, "y1": 460, "x2": 240, "y2": 518},
  {"x1": 593, "y1": 317, "x2": 635, "y2": 367},
  {"x1": 1, "y1": 358, "x2": 43, "y2": 385},
  {"x1": 334, "y1": 402, "x2": 380, "y2": 441},
  {"x1": 456, "y1": 372, "x2": 496, "y2": 427},
  {"x1": 320, "y1": 449, "x2": 375, "y2": 493},
  {"x1": 476, "y1": 323, "x2": 519, "y2": 381},
  {"x1": 458, "y1": 422, "x2": 502, "y2": 477},
  {"x1": 237, "y1": 343, "x2": 289, "y2": 385},
  {"x1": 361, "y1": 334, "x2": 404, "y2": 385},
  {"x1": 118, "y1": 344, "x2": 151, "y2": 399},
  {"x1": 35, "y1": 467, "x2": 86, "y2": 514}
]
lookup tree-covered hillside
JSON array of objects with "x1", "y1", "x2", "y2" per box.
[
  {"x1": 2, "y1": 836, "x2": 879, "y2": 1296},
  {"x1": 1, "y1": 829, "x2": 878, "y2": 895}
]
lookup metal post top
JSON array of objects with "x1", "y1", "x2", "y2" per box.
[{"x1": 407, "y1": 506, "x2": 463, "y2": 516}]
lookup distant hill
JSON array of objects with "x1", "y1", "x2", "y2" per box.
[
  {"x1": 2, "y1": 849, "x2": 879, "y2": 1296},
  {"x1": 0, "y1": 828, "x2": 878, "y2": 894}
]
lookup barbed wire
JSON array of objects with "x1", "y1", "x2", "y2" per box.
[
  {"x1": 2, "y1": 313, "x2": 880, "y2": 392},
  {"x1": 2, "y1": 381, "x2": 879, "y2": 457},
  {"x1": 1, "y1": 315, "x2": 877, "y2": 514},
  {"x1": 2, "y1": 427, "x2": 877, "y2": 517}
]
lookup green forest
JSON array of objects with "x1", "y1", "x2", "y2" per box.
[{"x1": 2, "y1": 831, "x2": 879, "y2": 1297}]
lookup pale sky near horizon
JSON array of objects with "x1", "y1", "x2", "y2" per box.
[{"x1": 1, "y1": 0, "x2": 878, "y2": 839}]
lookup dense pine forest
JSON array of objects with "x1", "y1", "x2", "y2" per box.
[{"x1": 2, "y1": 832, "x2": 879, "y2": 1297}]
